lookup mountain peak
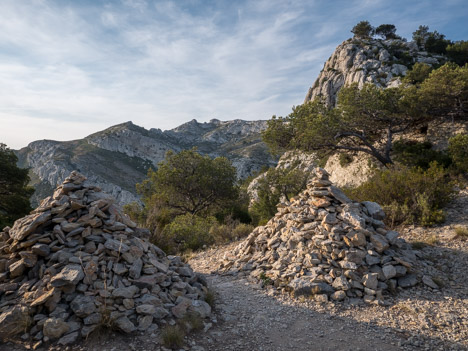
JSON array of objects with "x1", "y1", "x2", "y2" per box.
[{"x1": 304, "y1": 37, "x2": 447, "y2": 106}]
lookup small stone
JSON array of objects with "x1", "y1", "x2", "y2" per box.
[
  {"x1": 43, "y1": 318, "x2": 70, "y2": 340},
  {"x1": 382, "y1": 265, "x2": 397, "y2": 279},
  {"x1": 70, "y1": 295, "x2": 96, "y2": 318},
  {"x1": 51, "y1": 265, "x2": 84, "y2": 287},
  {"x1": 129, "y1": 258, "x2": 143, "y2": 279},
  {"x1": 398, "y1": 274, "x2": 418, "y2": 288},
  {"x1": 104, "y1": 238, "x2": 130, "y2": 253},
  {"x1": 422, "y1": 275, "x2": 439, "y2": 289},
  {"x1": 172, "y1": 298, "x2": 192, "y2": 319},
  {"x1": 332, "y1": 276, "x2": 350, "y2": 290},
  {"x1": 349, "y1": 232, "x2": 367, "y2": 247},
  {"x1": 112, "y1": 285, "x2": 139, "y2": 299},
  {"x1": 57, "y1": 331, "x2": 79, "y2": 345},
  {"x1": 31, "y1": 243, "x2": 50, "y2": 256},
  {"x1": 138, "y1": 315, "x2": 153, "y2": 331},
  {"x1": 362, "y1": 201, "x2": 385, "y2": 220},
  {"x1": 188, "y1": 300, "x2": 212, "y2": 318},
  {"x1": 362, "y1": 273, "x2": 379, "y2": 290},
  {"x1": 83, "y1": 313, "x2": 101, "y2": 325},
  {"x1": 136, "y1": 304, "x2": 157, "y2": 315},
  {"x1": 115, "y1": 316, "x2": 136, "y2": 333},
  {"x1": 370, "y1": 234, "x2": 389, "y2": 253},
  {"x1": 331, "y1": 290, "x2": 346, "y2": 301},
  {"x1": 0, "y1": 306, "x2": 31, "y2": 339},
  {"x1": 123, "y1": 298, "x2": 135, "y2": 309},
  {"x1": 9, "y1": 260, "x2": 26, "y2": 277}
]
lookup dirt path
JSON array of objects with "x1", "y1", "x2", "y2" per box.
[{"x1": 190, "y1": 273, "x2": 402, "y2": 351}]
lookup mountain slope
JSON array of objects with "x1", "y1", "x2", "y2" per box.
[
  {"x1": 304, "y1": 37, "x2": 447, "y2": 106},
  {"x1": 17, "y1": 119, "x2": 276, "y2": 206}
]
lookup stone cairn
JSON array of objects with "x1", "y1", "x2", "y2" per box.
[
  {"x1": 0, "y1": 171, "x2": 211, "y2": 348},
  {"x1": 221, "y1": 168, "x2": 419, "y2": 304}
]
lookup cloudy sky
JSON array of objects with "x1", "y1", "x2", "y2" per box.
[{"x1": 1, "y1": 0, "x2": 467, "y2": 149}]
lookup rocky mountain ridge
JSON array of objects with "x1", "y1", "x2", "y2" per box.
[
  {"x1": 304, "y1": 37, "x2": 447, "y2": 106},
  {"x1": 17, "y1": 119, "x2": 276, "y2": 207}
]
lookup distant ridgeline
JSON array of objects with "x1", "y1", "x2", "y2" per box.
[
  {"x1": 304, "y1": 22, "x2": 467, "y2": 106},
  {"x1": 16, "y1": 119, "x2": 276, "y2": 207}
]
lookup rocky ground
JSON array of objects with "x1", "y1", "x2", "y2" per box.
[{"x1": 1, "y1": 189, "x2": 467, "y2": 351}]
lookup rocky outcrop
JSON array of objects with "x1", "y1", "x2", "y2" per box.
[
  {"x1": 223, "y1": 168, "x2": 419, "y2": 304},
  {"x1": 304, "y1": 38, "x2": 447, "y2": 106},
  {"x1": 0, "y1": 172, "x2": 210, "y2": 347},
  {"x1": 16, "y1": 119, "x2": 277, "y2": 207}
]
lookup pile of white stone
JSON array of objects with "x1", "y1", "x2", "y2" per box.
[
  {"x1": 0, "y1": 172, "x2": 210, "y2": 348},
  {"x1": 222, "y1": 168, "x2": 419, "y2": 304}
]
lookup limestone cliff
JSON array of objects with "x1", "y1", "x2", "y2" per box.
[{"x1": 304, "y1": 37, "x2": 447, "y2": 106}]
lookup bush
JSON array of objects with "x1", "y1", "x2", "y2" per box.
[
  {"x1": 351, "y1": 21, "x2": 374, "y2": 39},
  {"x1": 157, "y1": 214, "x2": 217, "y2": 254},
  {"x1": 249, "y1": 164, "x2": 309, "y2": 225},
  {"x1": 339, "y1": 153, "x2": 354, "y2": 167},
  {"x1": 161, "y1": 325, "x2": 185, "y2": 349},
  {"x1": 393, "y1": 140, "x2": 452, "y2": 170},
  {"x1": 448, "y1": 134, "x2": 468, "y2": 174},
  {"x1": 346, "y1": 163, "x2": 455, "y2": 227},
  {"x1": 446, "y1": 41, "x2": 468, "y2": 66},
  {"x1": 208, "y1": 219, "x2": 254, "y2": 244}
]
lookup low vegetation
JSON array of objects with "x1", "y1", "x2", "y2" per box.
[
  {"x1": 346, "y1": 162, "x2": 455, "y2": 227},
  {"x1": 0, "y1": 143, "x2": 34, "y2": 228},
  {"x1": 250, "y1": 163, "x2": 309, "y2": 225},
  {"x1": 124, "y1": 148, "x2": 253, "y2": 254},
  {"x1": 454, "y1": 226, "x2": 468, "y2": 239}
]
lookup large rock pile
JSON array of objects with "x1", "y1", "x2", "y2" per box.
[
  {"x1": 222, "y1": 168, "x2": 419, "y2": 304},
  {"x1": 0, "y1": 172, "x2": 211, "y2": 348}
]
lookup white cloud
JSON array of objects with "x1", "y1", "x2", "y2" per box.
[{"x1": 0, "y1": 0, "x2": 466, "y2": 149}]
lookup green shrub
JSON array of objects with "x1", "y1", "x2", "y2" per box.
[
  {"x1": 346, "y1": 162, "x2": 455, "y2": 227},
  {"x1": 232, "y1": 223, "x2": 254, "y2": 238},
  {"x1": 448, "y1": 134, "x2": 468, "y2": 174},
  {"x1": 208, "y1": 219, "x2": 254, "y2": 244},
  {"x1": 157, "y1": 214, "x2": 216, "y2": 254},
  {"x1": 339, "y1": 153, "x2": 354, "y2": 167},
  {"x1": 393, "y1": 140, "x2": 452, "y2": 170}
]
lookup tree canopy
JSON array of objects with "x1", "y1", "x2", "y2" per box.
[
  {"x1": 0, "y1": 143, "x2": 34, "y2": 228},
  {"x1": 263, "y1": 63, "x2": 468, "y2": 167},
  {"x1": 250, "y1": 164, "x2": 309, "y2": 225},
  {"x1": 351, "y1": 21, "x2": 374, "y2": 39},
  {"x1": 375, "y1": 24, "x2": 398, "y2": 40},
  {"x1": 446, "y1": 41, "x2": 468, "y2": 67},
  {"x1": 136, "y1": 149, "x2": 238, "y2": 218}
]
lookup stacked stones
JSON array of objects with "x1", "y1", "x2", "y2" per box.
[
  {"x1": 222, "y1": 168, "x2": 419, "y2": 304},
  {"x1": 0, "y1": 172, "x2": 210, "y2": 348}
]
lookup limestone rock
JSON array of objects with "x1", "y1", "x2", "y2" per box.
[
  {"x1": 0, "y1": 171, "x2": 210, "y2": 346},
  {"x1": 223, "y1": 168, "x2": 417, "y2": 304},
  {"x1": 0, "y1": 306, "x2": 31, "y2": 339},
  {"x1": 304, "y1": 37, "x2": 447, "y2": 106},
  {"x1": 43, "y1": 318, "x2": 70, "y2": 340}
]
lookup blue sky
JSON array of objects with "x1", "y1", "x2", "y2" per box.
[{"x1": 1, "y1": 0, "x2": 467, "y2": 149}]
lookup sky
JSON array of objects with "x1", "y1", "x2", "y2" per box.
[{"x1": 1, "y1": 0, "x2": 467, "y2": 149}]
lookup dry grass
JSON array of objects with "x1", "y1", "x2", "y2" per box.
[
  {"x1": 454, "y1": 226, "x2": 468, "y2": 240},
  {"x1": 161, "y1": 325, "x2": 185, "y2": 349},
  {"x1": 204, "y1": 288, "x2": 216, "y2": 309},
  {"x1": 426, "y1": 234, "x2": 439, "y2": 245}
]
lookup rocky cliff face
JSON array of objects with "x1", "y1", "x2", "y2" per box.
[
  {"x1": 17, "y1": 120, "x2": 276, "y2": 207},
  {"x1": 304, "y1": 38, "x2": 447, "y2": 106}
]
